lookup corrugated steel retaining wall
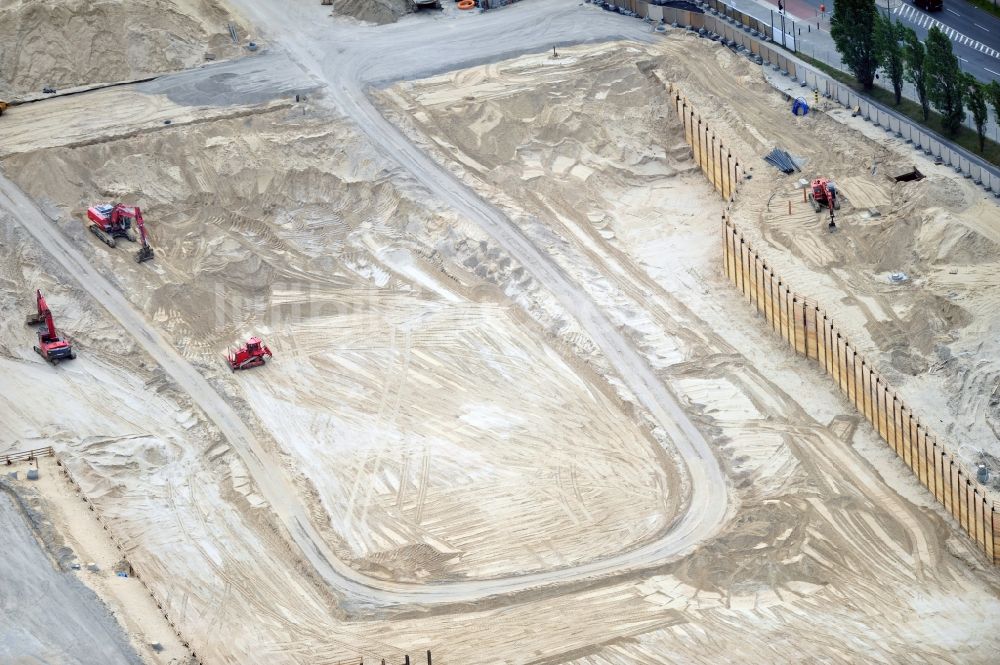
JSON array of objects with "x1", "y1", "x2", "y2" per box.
[
  {"x1": 666, "y1": 81, "x2": 1000, "y2": 565},
  {"x1": 615, "y1": 0, "x2": 1000, "y2": 192}
]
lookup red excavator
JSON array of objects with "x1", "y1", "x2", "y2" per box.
[
  {"x1": 87, "y1": 204, "x2": 154, "y2": 261},
  {"x1": 25, "y1": 290, "x2": 76, "y2": 364},
  {"x1": 808, "y1": 177, "x2": 840, "y2": 231},
  {"x1": 226, "y1": 336, "x2": 272, "y2": 371}
]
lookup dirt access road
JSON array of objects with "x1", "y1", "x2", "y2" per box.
[
  {"x1": 1, "y1": 0, "x2": 728, "y2": 610},
  {"x1": 0, "y1": 490, "x2": 142, "y2": 665}
]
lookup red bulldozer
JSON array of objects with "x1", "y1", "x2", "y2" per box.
[
  {"x1": 25, "y1": 290, "x2": 76, "y2": 364},
  {"x1": 87, "y1": 203, "x2": 155, "y2": 262},
  {"x1": 226, "y1": 336, "x2": 272, "y2": 371},
  {"x1": 808, "y1": 177, "x2": 841, "y2": 231}
]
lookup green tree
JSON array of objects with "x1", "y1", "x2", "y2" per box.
[
  {"x1": 964, "y1": 76, "x2": 988, "y2": 152},
  {"x1": 875, "y1": 13, "x2": 906, "y2": 105},
  {"x1": 902, "y1": 28, "x2": 930, "y2": 121},
  {"x1": 831, "y1": 0, "x2": 880, "y2": 90},
  {"x1": 925, "y1": 26, "x2": 965, "y2": 136},
  {"x1": 986, "y1": 80, "x2": 1000, "y2": 126}
]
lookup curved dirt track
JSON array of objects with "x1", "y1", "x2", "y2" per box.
[{"x1": 1, "y1": 0, "x2": 729, "y2": 610}]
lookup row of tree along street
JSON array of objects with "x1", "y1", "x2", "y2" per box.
[{"x1": 831, "y1": 0, "x2": 996, "y2": 152}]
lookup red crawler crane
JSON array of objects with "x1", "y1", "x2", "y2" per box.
[
  {"x1": 25, "y1": 290, "x2": 75, "y2": 364},
  {"x1": 226, "y1": 336, "x2": 272, "y2": 371}
]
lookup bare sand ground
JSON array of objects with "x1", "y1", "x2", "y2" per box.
[
  {"x1": 3, "y1": 98, "x2": 687, "y2": 582},
  {"x1": 2, "y1": 9, "x2": 1000, "y2": 664}
]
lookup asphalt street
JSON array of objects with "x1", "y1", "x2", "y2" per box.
[
  {"x1": 889, "y1": 0, "x2": 1000, "y2": 81},
  {"x1": 727, "y1": 0, "x2": 1000, "y2": 81},
  {"x1": 760, "y1": 0, "x2": 1000, "y2": 81}
]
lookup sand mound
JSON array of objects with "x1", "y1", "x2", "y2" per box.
[
  {"x1": 332, "y1": 0, "x2": 411, "y2": 25},
  {"x1": 0, "y1": 0, "x2": 247, "y2": 97}
]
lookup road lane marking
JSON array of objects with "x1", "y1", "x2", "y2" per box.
[
  {"x1": 986, "y1": 67, "x2": 1000, "y2": 76},
  {"x1": 894, "y1": 4, "x2": 999, "y2": 59}
]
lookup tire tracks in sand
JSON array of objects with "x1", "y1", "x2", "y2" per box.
[{"x1": 0, "y1": 0, "x2": 729, "y2": 613}]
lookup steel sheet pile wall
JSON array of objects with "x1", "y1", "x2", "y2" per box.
[
  {"x1": 619, "y1": 0, "x2": 1000, "y2": 189},
  {"x1": 664, "y1": 81, "x2": 999, "y2": 565},
  {"x1": 672, "y1": 88, "x2": 742, "y2": 200},
  {"x1": 627, "y1": 0, "x2": 785, "y2": 50}
]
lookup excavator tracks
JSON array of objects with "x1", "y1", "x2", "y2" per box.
[{"x1": 88, "y1": 222, "x2": 117, "y2": 248}]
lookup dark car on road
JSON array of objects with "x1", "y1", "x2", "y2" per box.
[{"x1": 914, "y1": 0, "x2": 943, "y2": 11}]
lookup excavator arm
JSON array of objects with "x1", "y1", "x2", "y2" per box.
[
  {"x1": 823, "y1": 183, "x2": 837, "y2": 229},
  {"x1": 30, "y1": 289, "x2": 49, "y2": 324},
  {"x1": 132, "y1": 207, "x2": 155, "y2": 263}
]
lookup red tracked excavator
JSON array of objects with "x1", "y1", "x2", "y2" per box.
[
  {"x1": 87, "y1": 203, "x2": 154, "y2": 261},
  {"x1": 25, "y1": 290, "x2": 75, "y2": 364},
  {"x1": 226, "y1": 336, "x2": 272, "y2": 371},
  {"x1": 808, "y1": 177, "x2": 840, "y2": 231}
]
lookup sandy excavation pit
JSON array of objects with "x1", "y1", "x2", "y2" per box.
[
  {"x1": 2, "y1": 3, "x2": 1000, "y2": 663},
  {"x1": 3, "y1": 103, "x2": 691, "y2": 582},
  {"x1": 637, "y1": 36, "x2": 1000, "y2": 487},
  {"x1": 376, "y1": 38, "x2": 1000, "y2": 660}
]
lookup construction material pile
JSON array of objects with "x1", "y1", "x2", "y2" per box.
[
  {"x1": 0, "y1": 0, "x2": 247, "y2": 97},
  {"x1": 328, "y1": 0, "x2": 411, "y2": 24},
  {"x1": 763, "y1": 147, "x2": 800, "y2": 173}
]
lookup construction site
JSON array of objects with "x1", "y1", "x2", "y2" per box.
[{"x1": 1, "y1": 0, "x2": 999, "y2": 663}]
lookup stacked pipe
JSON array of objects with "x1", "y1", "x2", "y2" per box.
[{"x1": 764, "y1": 148, "x2": 799, "y2": 174}]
